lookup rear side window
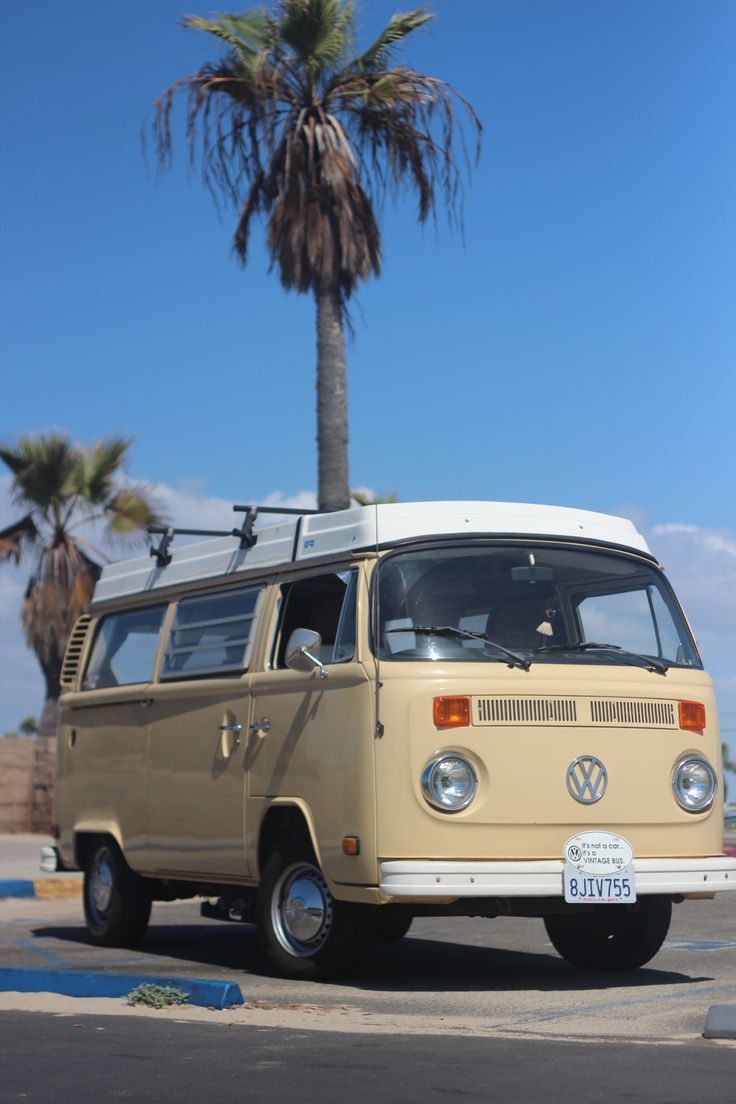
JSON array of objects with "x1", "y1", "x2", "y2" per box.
[
  {"x1": 83, "y1": 606, "x2": 166, "y2": 690},
  {"x1": 161, "y1": 585, "x2": 263, "y2": 680}
]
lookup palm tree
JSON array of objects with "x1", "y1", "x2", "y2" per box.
[
  {"x1": 151, "y1": 1, "x2": 479, "y2": 510},
  {"x1": 0, "y1": 434, "x2": 163, "y2": 739}
]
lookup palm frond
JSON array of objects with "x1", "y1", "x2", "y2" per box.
[
  {"x1": 77, "y1": 435, "x2": 132, "y2": 505},
  {"x1": 0, "y1": 434, "x2": 80, "y2": 513},
  {"x1": 280, "y1": 0, "x2": 354, "y2": 77},
  {"x1": 351, "y1": 489, "x2": 397, "y2": 506},
  {"x1": 0, "y1": 513, "x2": 40, "y2": 564},
  {"x1": 106, "y1": 484, "x2": 166, "y2": 540},
  {"x1": 184, "y1": 9, "x2": 273, "y2": 75},
  {"x1": 353, "y1": 7, "x2": 432, "y2": 72}
]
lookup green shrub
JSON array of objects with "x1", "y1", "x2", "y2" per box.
[{"x1": 126, "y1": 983, "x2": 189, "y2": 1008}]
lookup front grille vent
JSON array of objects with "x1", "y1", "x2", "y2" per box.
[
  {"x1": 475, "y1": 697, "x2": 578, "y2": 725},
  {"x1": 60, "y1": 615, "x2": 92, "y2": 689},
  {"x1": 590, "y1": 699, "x2": 676, "y2": 727}
]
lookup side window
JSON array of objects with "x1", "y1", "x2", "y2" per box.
[
  {"x1": 161, "y1": 585, "x2": 263, "y2": 680},
  {"x1": 83, "y1": 606, "x2": 166, "y2": 690},
  {"x1": 276, "y1": 570, "x2": 357, "y2": 668}
]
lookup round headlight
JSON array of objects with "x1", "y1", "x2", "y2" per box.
[
  {"x1": 672, "y1": 755, "x2": 717, "y2": 812},
  {"x1": 421, "y1": 753, "x2": 477, "y2": 812}
]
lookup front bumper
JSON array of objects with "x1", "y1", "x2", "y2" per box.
[{"x1": 379, "y1": 856, "x2": 736, "y2": 900}]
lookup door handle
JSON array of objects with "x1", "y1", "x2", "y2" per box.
[
  {"x1": 249, "y1": 719, "x2": 271, "y2": 735},
  {"x1": 139, "y1": 699, "x2": 154, "y2": 709}
]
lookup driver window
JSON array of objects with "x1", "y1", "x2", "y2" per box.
[{"x1": 275, "y1": 570, "x2": 357, "y2": 668}]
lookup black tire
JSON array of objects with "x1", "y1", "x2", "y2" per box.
[
  {"x1": 83, "y1": 840, "x2": 152, "y2": 947},
  {"x1": 544, "y1": 896, "x2": 672, "y2": 972},
  {"x1": 256, "y1": 840, "x2": 376, "y2": 979},
  {"x1": 376, "y1": 906, "x2": 414, "y2": 943}
]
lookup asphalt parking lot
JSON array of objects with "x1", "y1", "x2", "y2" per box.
[
  {"x1": 2, "y1": 885, "x2": 735, "y2": 1043},
  {"x1": 2, "y1": 834, "x2": 735, "y2": 1103}
]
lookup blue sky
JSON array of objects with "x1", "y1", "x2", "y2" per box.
[{"x1": 1, "y1": 1, "x2": 734, "y2": 757}]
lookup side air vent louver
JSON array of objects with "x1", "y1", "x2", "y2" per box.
[
  {"x1": 590, "y1": 699, "x2": 677, "y2": 727},
  {"x1": 60, "y1": 615, "x2": 92, "y2": 690},
  {"x1": 474, "y1": 697, "x2": 578, "y2": 725}
]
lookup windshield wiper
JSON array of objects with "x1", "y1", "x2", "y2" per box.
[
  {"x1": 533, "y1": 641, "x2": 668, "y2": 675},
  {"x1": 386, "y1": 625, "x2": 530, "y2": 671}
]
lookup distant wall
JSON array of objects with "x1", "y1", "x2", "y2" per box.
[
  {"x1": 31, "y1": 736, "x2": 56, "y2": 833},
  {"x1": 0, "y1": 738, "x2": 34, "y2": 832}
]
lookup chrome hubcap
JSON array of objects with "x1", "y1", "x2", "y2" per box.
[
  {"x1": 90, "y1": 853, "x2": 114, "y2": 916},
  {"x1": 272, "y1": 862, "x2": 333, "y2": 957}
]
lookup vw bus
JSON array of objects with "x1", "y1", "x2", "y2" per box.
[{"x1": 52, "y1": 501, "x2": 736, "y2": 978}]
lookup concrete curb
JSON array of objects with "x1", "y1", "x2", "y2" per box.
[
  {"x1": 0, "y1": 967, "x2": 244, "y2": 1010},
  {"x1": 0, "y1": 878, "x2": 82, "y2": 900},
  {"x1": 703, "y1": 1004, "x2": 736, "y2": 1040}
]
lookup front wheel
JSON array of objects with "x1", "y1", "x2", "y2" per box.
[
  {"x1": 83, "y1": 840, "x2": 151, "y2": 947},
  {"x1": 256, "y1": 841, "x2": 376, "y2": 979},
  {"x1": 544, "y1": 896, "x2": 672, "y2": 972}
]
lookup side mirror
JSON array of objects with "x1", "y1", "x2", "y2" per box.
[{"x1": 284, "y1": 628, "x2": 329, "y2": 678}]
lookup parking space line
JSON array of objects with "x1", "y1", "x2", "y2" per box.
[{"x1": 486, "y1": 982, "x2": 736, "y2": 1030}]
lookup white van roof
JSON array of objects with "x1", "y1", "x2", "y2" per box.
[{"x1": 91, "y1": 500, "x2": 652, "y2": 605}]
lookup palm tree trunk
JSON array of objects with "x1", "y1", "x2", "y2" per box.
[{"x1": 315, "y1": 288, "x2": 350, "y2": 511}]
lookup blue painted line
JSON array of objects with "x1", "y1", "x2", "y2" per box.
[
  {"x1": 0, "y1": 880, "x2": 35, "y2": 899},
  {"x1": 487, "y1": 982, "x2": 736, "y2": 1030},
  {"x1": 13, "y1": 937, "x2": 73, "y2": 968},
  {"x1": 664, "y1": 939, "x2": 736, "y2": 952},
  {"x1": 0, "y1": 968, "x2": 244, "y2": 1010}
]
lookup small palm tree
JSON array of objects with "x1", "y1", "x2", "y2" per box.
[
  {"x1": 151, "y1": 1, "x2": 479, "y2": 510},
  {"x1": 0, "y1": 434, "x2": 163, "y2": 738}
]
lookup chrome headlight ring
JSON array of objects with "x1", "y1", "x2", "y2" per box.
[
  {"x1": 421, "y1": 753, "x2": 478, "y2": 813},
  {"x1": 671, "y1": 754, "x2": 717, "y2": 813}
]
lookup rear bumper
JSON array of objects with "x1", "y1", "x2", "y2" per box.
[{"x1": 379, "y1": 856, "x2": 736, "y2": 900}]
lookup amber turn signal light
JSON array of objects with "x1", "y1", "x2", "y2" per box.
[
  {"x1": 678, "y1": 700, "x2": 706, "y2": 731},
  {"x1": 433, "y1": 696, "x2": 471, "y2": 728},
  {"x1": 342, "y1": 836, "x2": 360, "y2": 856}
]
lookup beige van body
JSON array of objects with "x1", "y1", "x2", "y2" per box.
[{"x1": 54, "y1": 502, "x2": 736, "y2": 978}]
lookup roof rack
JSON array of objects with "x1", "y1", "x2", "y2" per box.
[{"x1": 147, "y1": 503, "x2": 322, "y2": 567}]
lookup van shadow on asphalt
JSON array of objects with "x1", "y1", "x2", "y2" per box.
[{"x1": 28, "y1": 920, "x2": 709, "y2": 995}]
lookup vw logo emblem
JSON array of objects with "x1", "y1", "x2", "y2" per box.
[{"x1": 566, "y1": 755, "x2": 608, "y2": 804}]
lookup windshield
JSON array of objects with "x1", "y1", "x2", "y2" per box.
[{"x1": 375, "y1": 543, "x2": 701, "y2": 668}]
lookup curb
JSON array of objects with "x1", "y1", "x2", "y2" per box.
[
  {"x1": 0, "y1": 879, "x2": 82, "y2": 900},
  {"x1": 704, "y1": 1004, "x2": 736, "y2": 1040},
  {"x1": 0, "y1": 967, "x2": 244, "y2": 1010}
]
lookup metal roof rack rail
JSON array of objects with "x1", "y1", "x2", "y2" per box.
[
  {"x1": 148, "y1": 524, "x2": 234, "y2": 566},
  {"x1": 232, "y1": 503, "x2": 321, "y2": 551},
  {"x1": 147, "y1": 504, "x2": 323, "y2": 564}
]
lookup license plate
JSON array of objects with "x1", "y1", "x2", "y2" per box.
[
  {"x1": 563, "y1": 862, "x2": 636, "y2": 903},
  {"x1": 562, "y1": 831, "x2": 637, "y2": 904}
]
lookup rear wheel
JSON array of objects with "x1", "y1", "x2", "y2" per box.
[
  {"x1": 83, "y1": 840, "x2": 151, "y2": 947},
  {"x1": 544, "y1": 896, "x2": 672, "y2": 971},
  {"x1": 256, "y1": 841, "x2": 376, "y2": 979}
]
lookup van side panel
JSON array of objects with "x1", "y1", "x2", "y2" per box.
[
  {"x1": 56, "y1": 686, "x2": 151, "y2": 866},
  {"x1": 247, "y1": 665, "x2": 377, "y2": 887}
]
